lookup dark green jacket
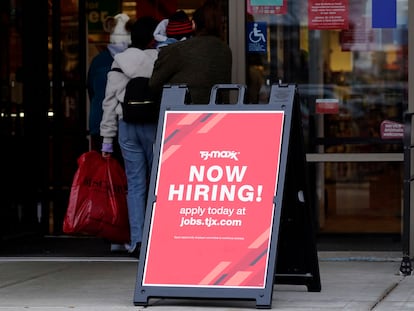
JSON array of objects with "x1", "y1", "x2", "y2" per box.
[{"x1": 149, "y1": 35, "x2": 232, "y2": 104}]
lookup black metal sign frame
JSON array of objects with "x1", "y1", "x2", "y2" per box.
[{"x1": 133, "y1": 83, "x2": 321, "y2": 309}]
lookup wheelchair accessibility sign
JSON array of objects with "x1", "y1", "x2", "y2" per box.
[{"x1": 247, "y1": 22, "x2": 267, "y2": 53}]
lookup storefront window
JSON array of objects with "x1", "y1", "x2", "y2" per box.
[{"x1": 246, "y1": 0, "x2": 408, "y2": 234}]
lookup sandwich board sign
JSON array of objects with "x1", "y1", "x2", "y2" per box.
[{"x1": 134, "y1": 84, "x2": 320, "y2": 308}]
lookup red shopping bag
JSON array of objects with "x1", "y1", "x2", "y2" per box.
[{"x1": 63, "y1": 151, "x2": 130, "y2": 244}]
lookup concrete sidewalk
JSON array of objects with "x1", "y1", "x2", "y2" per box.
[{"x1": 0, "y1": 252, "x2": 413, "y2": 311}]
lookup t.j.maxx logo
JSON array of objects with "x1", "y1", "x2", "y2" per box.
[{"x1": 200, "y1": 151, "x2": 240, "y2": 161}]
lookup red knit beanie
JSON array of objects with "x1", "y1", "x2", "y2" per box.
[{"x1": 166, "y1": 10, "x2": 193, "y2": 39}]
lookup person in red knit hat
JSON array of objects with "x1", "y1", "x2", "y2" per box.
[{"x1": 153, "y1": 10, "x2": 194, "y2": 49}]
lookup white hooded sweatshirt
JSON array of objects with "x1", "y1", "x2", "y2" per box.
[{"x1": 100, "y1": 47, "x2": 158, "y2": 145}]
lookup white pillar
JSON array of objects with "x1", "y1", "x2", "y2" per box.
[{"x1": 228, "y1": 0, "x2": 246, "y2": 85}]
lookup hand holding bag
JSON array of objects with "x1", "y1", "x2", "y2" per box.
[{"x1": 63, "y1": 151, "x2": 130, "y2": 244}]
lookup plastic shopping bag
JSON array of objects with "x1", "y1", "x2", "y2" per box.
[{"x1": 63, "y1": 151, "x2": 130, "y2": 244}]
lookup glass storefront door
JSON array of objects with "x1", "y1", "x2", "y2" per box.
[
  {"x1": 50, "y1": 0, "x2": 89, "y2": 234},
  {"x1": 245, "y1": 0, "x2": 408, "y2": 234},
  {"x1": 0, "y1": 0, "x2": 88, "y2": 239},
  {"x1": 1, "y1": 0, "x2": 230, "y2": 240}
]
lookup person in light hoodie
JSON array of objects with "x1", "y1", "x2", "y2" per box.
[
  {"x1": 87, "y1": 13, "x2": 132, "y2": 155},
  {"x1": 100, "y1": 16, "x2": 159, "y2": 258}
]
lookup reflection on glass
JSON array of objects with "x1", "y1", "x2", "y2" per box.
[{"x1": 246, "y1": 0, "x2": 408, "y2": 234}]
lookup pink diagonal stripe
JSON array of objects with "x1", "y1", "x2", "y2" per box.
[
  {"x1": 224, "y1": 271, "x2": 253, "y2": 286},
  {"x1": 248, "y1": 227, "x2": 271, "y2": 249},
  {"x1": 177, "y1": 113, "x2": 203, "y2": 125},
  {"x1": 161, "y1": 145, "x2": 181, "y2": 163},
  {"x1": 197, "y1": 113, "x2": 226, "y2": 133},
  {"x1": 199, "y1": 261, "x2": 231, "y2": 285}
]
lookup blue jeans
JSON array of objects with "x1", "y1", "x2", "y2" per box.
[{"x1": 118, "y1": 119, "x2": 157, "y2": 251}]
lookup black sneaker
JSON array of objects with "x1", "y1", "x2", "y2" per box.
[{"x1": 129, "y1": 242, "x2": 141, "y2": 259}]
